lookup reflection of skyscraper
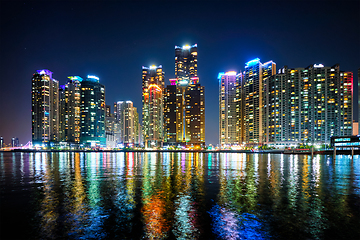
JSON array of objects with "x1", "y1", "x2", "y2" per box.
[
  {"x1": 142, "y1": 65, "x2": 164, "y2": 148},
  {"x1": 31, "y1": 69, "x2": 59, "y2": 146},
  {"x1": 80, "y1": 75, "x2": 106, "y2": 147},
  {"x1": 164, "y1": 44, "x2": 205, "y2": 148},
  {"x1": 219, "y1": 71, "x2": 238, "y2": 146}
]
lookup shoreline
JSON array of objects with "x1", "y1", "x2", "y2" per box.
[{"x1": 1, "y1": 149, "x2": 359, "y2": 155}]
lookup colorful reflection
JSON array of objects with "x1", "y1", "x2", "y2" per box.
[{"x1": 0, "y1": 152, "x2": 359, "y2": 239}]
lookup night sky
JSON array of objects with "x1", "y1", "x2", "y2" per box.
[{"x1": 0, "y1": 0, "x2": 359, "y2": 146}]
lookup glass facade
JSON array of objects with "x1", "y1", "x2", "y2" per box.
[
  {"x1": 80, "y1": 76, "x2": 106, "y2": 147},
  {"x1": 142, "y1": 65, "x2": 164, "y2": 148},
  {"x1": 31, "y1": 69, "x2": 59, "y2": 145}
]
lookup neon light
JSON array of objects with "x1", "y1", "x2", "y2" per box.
[
  {"x1": 225, "y1": 71, "x2": 237, "y2": 76},
  {"x1": 314, "y1": 64, "x2": 324, "y2": 68},
  {"x1": 68, "y1": 76, "x2": 83, "y2": 81},
  {"x1": 245, "y1": 58, "x2": 260, "y2": 67},
  {"x1": 87, "y1": 75, "x2": 99, "y2": 81},
  {"x1": 218, "y1": 72, "x2": 225, "y2": 79},
  {"x1": 179, "y1": 79, "x2": 189, "y2": 85},
  {"x1": 169, "y1": 79, "x2": 177, "y2": 85},
  {"x1": 148, "y1": 84, "x2": 162, "y2": 92}
]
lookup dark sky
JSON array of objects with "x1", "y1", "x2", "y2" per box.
[{"x1": 0, "y1": 0, "x2": 359, "y2": 146}]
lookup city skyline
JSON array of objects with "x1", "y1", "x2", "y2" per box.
[{"x1": 0, "y1": 1, "x2": 359, "y2": 145}]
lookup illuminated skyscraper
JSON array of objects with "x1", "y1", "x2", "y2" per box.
[
  {"x1": 241, "y1": 59, "x2": 276, "y2": 145},
  {"x1": 164, "y1": 44, "x2": 205, "y2": 147},
  {"x1": 142, "y1": 65, "x2": 164, "y2": 148},
  {"x1": 164, "y1": 84, "x2": 177, "y2": 144},
  {"x1": 175, "y1": 44, "x2": 197, "y2": 78},
  {"x1": 80, "y1": 75, "x2": 106, "y2": 147},
  {"x1": 31, "y1": 69, "x2": 59, "y2": 146},
  {"x1": 11, "y1": 137, "x2": 19, "y2": 147},
  {"x1": 265, "y1": 64, "x2": 353, "y2": 146},
  {"x1": 116, "y1": 101, "x2": 139, "y2": 146},
  {"x1": 358, "y1": 68, "x2": 360, "y2": 135},
  {"x1": 218, "y1": 71, "x2": 238, "y2": 146},
  {"x1": 0, "y1": 136, "x2": 4, "y2": 149},
  {"x1": 64, "y1": 76, "x2": 82, "y2": 144}
]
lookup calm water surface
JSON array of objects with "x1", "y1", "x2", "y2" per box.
[{"x1": 0, "y1": 152, "x2": 359, "y2": 239}]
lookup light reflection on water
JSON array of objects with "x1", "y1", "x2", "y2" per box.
[{"x1": 0, "y1": 152, "x2": 360, "y2": 239}]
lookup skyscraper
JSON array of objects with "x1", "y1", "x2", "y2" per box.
[
  {"x1": 0, "y1": 136, "x2": 4, "y2": 149},
  {"x1": 31, "y1": 69, "x2": 59, "y2": 146},
  {"x1": 80, "y1": 75, "x2": 106, "y2": 147},
  {"x1": 64, "y1": 76, "x2": 82, "y2": 144},
  {"x1": 219, "y1": 71, "x2": 238, "y2": 146},
  {"x1": 142, "y1": 65, "x2": 164, "y2": 148},
  {"x1": 264, "y1": 64, "x2": 353, "y2": 146},
  {"x1": 116, "y1": 101, "x2": 138, "y2": 146},
  {"x1": 240, "y1": 59, "x2": 276, "y2": 145},
  {"x1": 164, "y1": 44, "x2": 205, "y2": 148},
  {"x1": 175, "y1": 44, "x2": 198, "y2": 79},
  {"x1": 11, "y1": 137, "x2": 19, "y2": 147}
]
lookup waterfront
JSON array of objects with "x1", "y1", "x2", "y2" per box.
[{"x1": 0, "y1": 152, "x2": 359, "y2": 239}]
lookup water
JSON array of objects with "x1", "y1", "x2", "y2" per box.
[{"x1": 0, "y1": 152, "x2": 359, "y2": 240}]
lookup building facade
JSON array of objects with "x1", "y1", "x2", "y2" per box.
[
  {"x1": 264, "y1": 64, "x2": 353, "y2": 146},
  {"x1": 80, "y1": 75, "x2": 106, "y2": 147},
  {"x1": 240, "y1": 59, "x2": 276, "y2": 145},
  {"x1": 219, "y1": 71, "x2": 238, "y2": 146},
  {"x1": 163, "y1": 44, "x2": 205, "y2": 148},
  {"x1": 31, "y1": 69, "x2": 59, "y2": 146},
  {"x1": 142, "y1": 65, "x2": 165, "y2": 148}
]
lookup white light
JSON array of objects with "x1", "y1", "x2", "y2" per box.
[
  {"x1": 314, "y1": 64, "x2": 324, "y2": 68},
  {"x1": 183, "y1": 45, "x2": 190, "y2": 50},
  {"x1": 87, "y1": 75, "x2": 99, "y2": 80}
]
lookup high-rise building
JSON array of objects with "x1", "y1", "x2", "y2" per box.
[
  {"x1": 175, "y1": 44, "x2": 198, "y2": 78},
  {"x1": 164, "y1": 44, "x2": 205, "y2": 148},
  {"x1": 64, "y1": 76, "x2": 82, "y2": 144},
  {"x1": 58, "y1": 85, "x2": 66, "y2": 142},
  {"x1": 105, "y1": 104, "x2": 118, "y2": 148},
  {"x1": 240, "y1": 59, "x2": 276, "y2": 145},
  {"x1": 358, "y1": 68, "x2": 360, "y2": 135},
  {"x1": 0, "y1": 136, "x2": 4, "y2": 149},
  {"x1": 31, "y1": 69, "x2": 59, "y2": 146},
  {"x1": 80, "y1": 75, "x2": 106, "y2": 147},
  {"x1": 116, "y1": 101, "x2": 141, "y2": 147},
  {"x1": 164, "y1": 84, "x2": 177, "y2": 144},
  {"x1": 218, "y1": 71, "x2": 238, "y2": 146},
  {"x1": 264, "y1": 64, "x2": 353, "y2": 146},
  {"x1": 142, "y1": 65, "x2": 165, "y2": 148},
  {"x1": 11, "y1": 137, "x2": 19, "y2": 147}
]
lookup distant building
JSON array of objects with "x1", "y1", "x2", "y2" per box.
[
  {"x1": 116, "y1": 101, "x2": 141, "y2": 147},
  {"x1": 142, "y1": 65, "x2": 165, "y2": 148},
  {"x1": 31, "y1": 69, "x2": 59, "y2": 146},
  {"x1": 0, "y1": 136, "x2": 4, "y2": 149},
  {"x1": 105, "y1": 105, "x2": 118, "y2": 148},
  {"x1": 219, "y1": 71, "x2": 238, "y2": 146},
  {"x1": 80, "y1": 75, "x2": 106, "y2": 147},
  {"x1": 11, "y1": 137, "x2": 19, "y2": 147},
  {"x1": 358, "y1": 68, "x2": 360, "y2": 135},
  {"x1": 164, "y1": 44, "x2": 205, "y2": 148}
]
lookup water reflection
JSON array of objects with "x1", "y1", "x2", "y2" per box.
[{"x1": 0, "y1": 152, "x2": 359, "y2": 239}]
